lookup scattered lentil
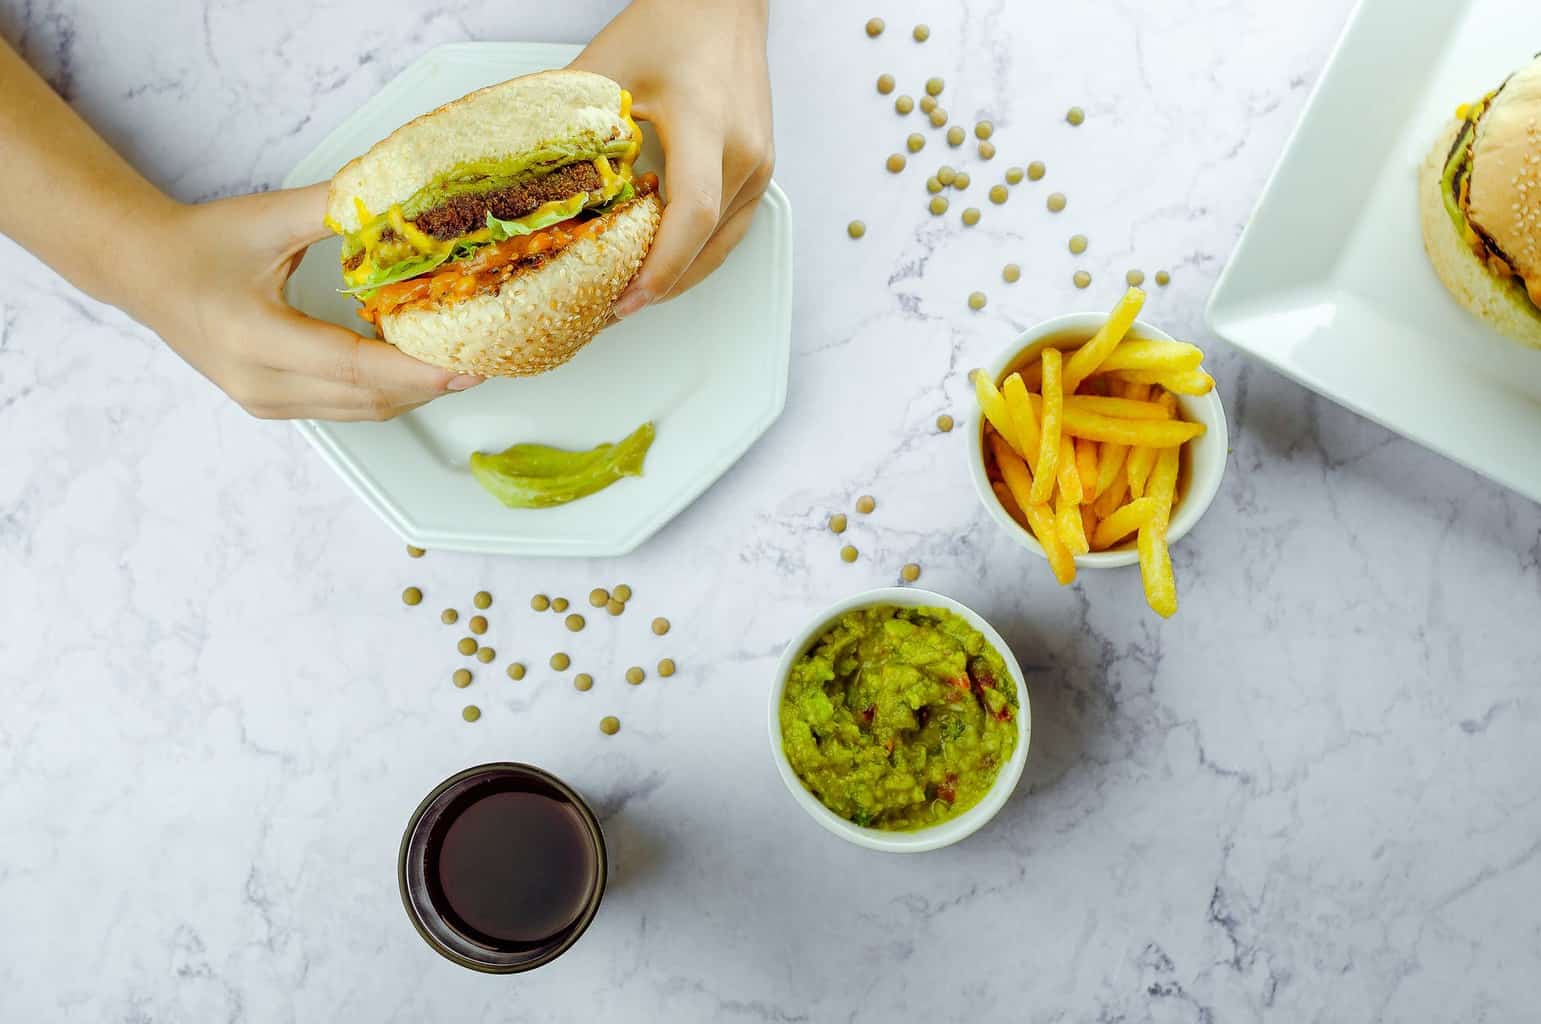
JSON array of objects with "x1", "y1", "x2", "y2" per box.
[
  {"x1": 550, "y1": 652, "x2": 571, "y2": 671},
  {"x1": 1155, "y1": 270, "x2": 1171, "y2": 286},
  {"x1": 946, "y1": 125, "x2": 964, "y2": 147},
  {"x1": 856, "y1": 495, "x2": 877, "y2": 514},
  {"x1": 936, "y1": 414, "x2": 955, "y2": 432},
  {"x1": 988, "y1": 184, "x2": 1008, "y2": 204},
  {"x1": 652, "y1": 617, "x2": 671, "y2": 636},
  {"x1": 929, "y1": 196, "x2": 949, "y2": 215},
  {"x1": 599, "y1": 716, "x2": 620, "y2": 735},
  {"x1": 841, "y1": 545, "x2": 859, "y2": 563},
  {"x1": 606, "y1": 598, "x2": 626, "y2": 616},
  {"x1": 926, "y1": 176, "x2": 943, "y2": 194},
  {"x1": 469, "y1": 614, "x2": 487, "y2": 635},
  {"x1": 829, "y1": 513, "x2": 849, "y2": 534},
  {"x1": 613, "y1": 584, "x2": 633, "y2": 602},
  {"x1": 876, "y1": 73, "x2": 895, "y2": 94},
  {"x1": 589, "y1": 588, "x2": 610, "y2": 607},
  {"x1": 440, "y1": 609, "x2": 458, "y2": 625},
  {"x1": 865, "y1": 17, "x2": 884, "y2": 36},
  {"x1": 937, "y1": 165, "x2": 957, "y2": 186},
  {"x1": 402, "y1": 587, "x2": 422, "y2": 606},
  {"x1": 1073, "y1": 270, "x2": 1092, "y2": 289},
  {"x1": 962, "y1": 207, "x2": 981, "y2": 226},
  {"x1": 974, "y1": 120, "x2": 994, "y2": 140},
  {"x1": 1047, "y1": 192, "x2": 1067, "y2": 212},
  {"x1": 473, "y1": 591, "x2": 492, "y2": 610},
  {"x1": 968, "y1": 291, "x2": 987, "y2": 311},
  {"x1": 912, "y1": 23, "x2": 929, "y2": 42},
  {"x1": 895, "y1": 95, "x2": 914, "y2": 115},
  {"x1": 919, "y1": 95, "x2": 937, "y2": 115},
  {"x1": 1126, "y1": 269, "x2": 1146, "y2": 287},
  {"x1": 847, "y1": 220, "x2": 866, "y2": 239},
  {"x1": 531, "y1": 594, "x2": 551, "y2": 611},
  {"x1": 565, "y1": 613, "x2": 586, "y2": 632},
  {"x1": 458, "y1": 637, "x2": 478, "y2": 656},
  {"x1": 406, "y1": 545, "x2": 425, "y2": 558},
  {"x1": 574, "y1": 673, "x2": 594, "y2": 692},
  {"x1": 901, "y1": 563, "x2": 922, "y2": 582},
  {"x1": 462, "y1": 705, "x2": 481, "y2": 723},
  {"x1": 953, "y1": 171, "x2": 970, "y2": 190},
  {"x1": 551, "y1": 597, "x2": 569, "y2": 613},
  {"x1": 886, "y1": 153, "x2": 906, "y2": 173},
  {"x1": 453, "y1": 668, "x2": 472, "y2": 688},
  {"x1": 978, "y1": 141, "x2": 996, "y2": 160},
  {"x1": 477, "y1": 647, "x2": 495, "y2": 664},
  {"x1": 907, "y1": 133, "x2": 925, "y2": 153},
  {"x1": 626, "y1": 666, "x2": 646, "y2": 685},
  {"x1": 1066, "y1": 106, "x2": 1085, "y2": 126},
  {"x1": 928, "y1": 107, "x2": 947, "y2": 128},
  {"x1": 1069, "y1": 234, "x2": 1088, "y2": 255},
  {"x1": 925, "y1": 76, "x2": 944, "y2": 97},
  {"x1": 1005, "y1": 166, "x2": 1024, "y2": 185},
  {"x1": 1003, "y1": 263, "x2": 1021, "y2": 283},
  {"x1": 506, "y1": 663, "x2": 526, "y2": 681},
  {"x1": 1027, "y1": 160, "x2": 1046, "y2": 181},
  {"x1": 658, "y1": 659, "x2": 677, "y2": 678}
]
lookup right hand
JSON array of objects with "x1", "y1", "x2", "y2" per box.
[{"x1": 137, "y1": 184, "x2": 482, "y2": 421}]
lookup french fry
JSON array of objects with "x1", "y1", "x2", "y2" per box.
[
  {"x1": 1091, "y1": 496, "x2": 1158, "y2": 550},
  {"x1": 1093, "y1": 464, "x2": 1129, "y2": 519},
  {"x1": 973, "y1": 370, "x2": 1014, "y2": 449},
  {"x1": 1056, "y1": 486, "x2": 1090, "y2": 555},
  {"x1": 1095, "y1": 441, "x2": 1129, "y2": 498},
  {"x1": 991, "y1": 435, "x2": 1076, "y2": 584},
  {"x1": 1137, "y1": 524, "x2": 1177, "y2": 618},
  {"x1": 1001, "y1": 372, "x2": 1041, "y2": 471},
  {"x1": 1057, "y1": 435, "x2": 1083, "y2": 504},
  {"x1": 1121, "y1": 381, "x2": 1153, "y2": 403},
  {"x1": 1063, "y1": 287, "x2": 1145, "y2": 393},
  {"x1": 1029, "y1": 348, "x2": 1063, "y2": 505},
  {"x1": 1064, "y1": 395, "x2": 1172, "y2": 420},
  {"x1": 1147, "y1": 445, "x2": 1180, "y2": 528},
  {"x1": 1081, "y1": 503, "x2": 1099, "y2": 545},
  {"x1": 992, "y1": 480, "x2": 1027, "y2": 528},
  {"x1": 1096, "y1": 339, "x2": 1205, "y2": 375},
  {"x1": 1106, "y1": 368, "x2": 1215, "y2": 395},
  {"x1": 1075, "y1": 438, "x2": 1099, "y2": 502},
  {"x1": 1060, "y1": 406, "x2": 1205, "y2": 448},
  {"x1": 1126, "y1": 445, "x2": 1156, "y2": 497}
]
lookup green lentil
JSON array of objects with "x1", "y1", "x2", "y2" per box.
[
  {"x1": 920, "y1": 95, "x2": 937, "y2": 115},
  {"x1": 1005, "y1": 166, "x2": 1025, "y2": 185},
  {"x1": 477, "y1": 646, "x2": 495, "y2": 664},
  {"x1": 968, "y1": 291, "x2": 987, "y2": 311},
  {"x1": 550, "y1": 652, "x2": 571, "y2": 671},
  {"x1": 531, "y1": 594, "x2": 550, "y2": 611},
  {"x1": 937, "y1": 165, "x2": 957, "y2": 186},
  {"x1": 989, "y1": 184, "x2": 1008, "y2": 204},
  {"x1": 551, "y1": 597, "x2": 569, "y2": 613},
  {"x1": 458, "y1": 637, "x2": 478, "y2": 656},
  {"x1": 895, "y1": 95, "x2": 914, "y2": 115},
  {"x1": 652, "y1": 617, "x2": 670, "y2": 636},
  {"x1": 469, "y1": 615, "x2": 487, "y2": 635},
  {"x1": 565, "y1": 613, "x2": 585, "y2": 632},
  {"x1": 613, "y1": 584, "x2": 633, "y2": 602},
  {"x1": 953, "y1": 171, "x2": 970, "y2": 190},
  {"x1": 946, "y1": 125, "x2": 964, "y2": 147},
  {"x1": 876, "y1": 73, "x2": 895, "y2": 94},
  {"x1": 936, "y1": 414, "x2": 955, "y2": 432},
  {"x1": 865, "y1": 17, "x2": 884, "y2": 36},
  {"x1": 1073, "y1": 270, "x2": 1092, "y2": 289},
  {"x1": 606, "y1": 598, "x2": 625, "y2": 616},
  {"x1": 589, "y1": 588, "x2": 610, "y2": 607},
  {"x1": 574, "y1": 673, "x2": 593, "y2": 692},
  {"x1": 848, "y1": 220, "x2": 866, "y2": 239},
  {"x1": 928, "y1": 107, "x2": 947, "y2": 128},
  {"x1": 1156, "y1": 270, "x2": 1171, "y2": 286},
  {"x1": 841, "y1": 545, "x2": 859, "y2": 563},
  {"x1": 462, "y1": 705, "x2": 481, "y2": 723},
  {"x1": 1126, "y1": 269, "x2": 1146, "y2": 287},
  {"x1": 975, "y1": 120, "x2": 994, "y2": 140},
  {"x1": 925, "y1": 77, "x2": 944, "y2": 97},
  {"x1": 912, "y1": 23, "x2": 929, "y2": 42},
  {"x1": 599, "y1": 716, "x2": 620, "y2": 735},
  {"x1": 926, "y1": 176, "x2": 943, "y2": 194},
  {"x1": 473, "y1": 591, "x2": 492, "y2": 610},
  {"x1": 929, "y1": 196, "x2": 949, "y2": 215},
  {"x1": 506, "y1": 663, "x2": 526, "y2": 681},
  {"x1": 856, "y1": 495, "x2": 876, "y2": 514},
  {"x1": 1002, "y1": 263, "x2": 1021, "y2": 283},
  {"x1": 901, "y1": 563, "x2": 922, "y2": 582},
  {"x1": 829, "y1": 513, "x2": 848, "y2": 534},
  {"x1": 907, "y1": 133, "x2": 925, "y2": 153},
  {"x1": 1069, "y1": 234, "x2": 1088, "y2": 255},
  {"x1": 1046, "y1": 192, "x2": 1067, "y2": 213},
  {"x1": 402, "y1": 587, "x2": 422, "y2": 606},
  {"x1": 626, "y1": 666, "x2": 646, "y2": 685},
  {"x1": 962, "y1": 207, "x2": 981, "y2": 226},
  {"x1": 1066, "y1": 106, "x2": 1085, "y2": 126},
  {"x1": 453, "y1": 668, "x2": 472, "y2": 688},
  {"x1": 658, "y1": 659, "x2": 676, "y2": 678},
  {"x1": 1027, "y1": 160, "x2": 1046, "y2": 181},
  {"x1": 440, "y1": 609, "x2": 458, "y2": 625},
  {"x1": 978, "y1": 141, "x2": 996, "y2": 160},
  {"x1": 886, "y1": 153, "x2": 906, "y2": 173},
  {"x1": 406, "y1": 545, "x2": 425, "y2": 558}
]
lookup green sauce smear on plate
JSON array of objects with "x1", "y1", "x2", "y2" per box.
[{"x1": 469, "y1": 421, "x2": 655, "y2": 509}]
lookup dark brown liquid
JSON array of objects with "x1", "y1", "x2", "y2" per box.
[{"x1": 424, "y1": 779, "x2": 598, "y2": 951}]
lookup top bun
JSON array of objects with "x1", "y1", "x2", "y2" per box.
[
  {"x1": 326, "y1": 69, "x2": 631, "y2": 235},
  {"x1": 1465, "y1": 56, "x2": 1541, "y2": 308}
]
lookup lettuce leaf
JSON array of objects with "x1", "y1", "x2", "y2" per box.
[
  {"x1": 339, "y1": 250, "x2": 455, "y2": 297},
  {"x1": 485, "y1": 193, "x2": 589, "y2": 241}
]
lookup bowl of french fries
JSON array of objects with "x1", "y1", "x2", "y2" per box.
[{"x1": 967, "y1": 288, "x2": 1227, "y2": 617}]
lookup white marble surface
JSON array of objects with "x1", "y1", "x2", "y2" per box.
[{"x1": 4, "y1": 0, "x2": 1541, "y2": 1020}]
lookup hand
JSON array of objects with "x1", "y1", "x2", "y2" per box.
[
  {"x1": 572, "y1": 0, "x2": 774, "y2": 316},
  {"x1": 131, "y1": 185, "x2": 482, "y2": 421}
]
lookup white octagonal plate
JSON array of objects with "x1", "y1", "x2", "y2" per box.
[{"x1": 282, "y1": 42, "x2": 792, "y2": 556}]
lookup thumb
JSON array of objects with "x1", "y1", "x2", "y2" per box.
[{"x1": 265, "y1": 182, "x2": 336, "y2": 250}]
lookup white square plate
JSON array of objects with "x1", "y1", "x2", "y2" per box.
[
  {"x1": 1206, "y1": 0, "x2": 1541, "y2": 503},
  {"x1": 282, "y1": 42, "x2": 792, "y2": 556}
]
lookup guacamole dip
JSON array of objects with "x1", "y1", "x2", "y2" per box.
[{"x1": 779, "y1": 605, "x2": 1018, "y2": 830}]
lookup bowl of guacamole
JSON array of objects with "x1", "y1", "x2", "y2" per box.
[{"x1": 769, "y1": 588, "x2": 1030, "y2": 852}]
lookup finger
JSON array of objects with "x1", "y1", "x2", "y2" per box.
[
  {"x1": 613, "y1": 124, "x2": 723, "y2": 317},
  {"x1": 276, "y1": 310, "x2": 482, "y2": 398},
  {"x1": 659, "y1": 197, "x2": 760, "y2": 302},
  {"x1": 263, "y1": 182, "x2": 336, "y2": 250}
]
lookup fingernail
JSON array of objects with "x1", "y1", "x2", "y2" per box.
[
  {"x1": 446, "y1": 374, "x2": 484, "y2": 392},
  {"x1": 611, "y1": 287, "x2": 652, "y2": 319}
]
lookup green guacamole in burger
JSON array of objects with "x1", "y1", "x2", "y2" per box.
[{"x1": 779, "y1": 605, "x2": 1019, "y2": 831}]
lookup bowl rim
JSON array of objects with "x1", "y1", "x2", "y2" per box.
[
  {"x1": 966, "y1": 312, "x2": 1229, "y2": 569},
  {"x1": 766, "y1": 587, "x2": 1031, "y2": 853}
]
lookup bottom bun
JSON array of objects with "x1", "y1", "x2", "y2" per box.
[
  {"x1": 1419, "y1": 120, "x2": 1541, "y2": 349},
  {"x1": 380, "y1": 192, "x2": 663, "y2": 377}
]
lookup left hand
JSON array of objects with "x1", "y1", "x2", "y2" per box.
[{"x1": 571, "y1": 0, "x2": 775, "y2": 316}]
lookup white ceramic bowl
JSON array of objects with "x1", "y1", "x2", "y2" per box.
[
  {"x1": 767, "y1": 587, "x2": 1031, "y2": 853},
  {"x1": 966, "y1": 313, "x2": 1229, "y2": 569}
]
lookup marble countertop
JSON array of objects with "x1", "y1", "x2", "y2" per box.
[{"x1": 5, "y1": 0, "x2": 1541, "y2": 1020}]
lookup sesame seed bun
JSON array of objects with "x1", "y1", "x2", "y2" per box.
[
  {"x1": 1420, "y1": 108, "x2": 1541, "y2": 350},
  {"x1": 326, "y1": 69, "x2": 631, "y2": 234},
  {"x1": 378, "y1": 192, "x2": 662, "y2": 377}
]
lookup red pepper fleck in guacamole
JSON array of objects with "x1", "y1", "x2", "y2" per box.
[{"x1": 779, "y1": 605, "x2": 1018, "y2": 830}]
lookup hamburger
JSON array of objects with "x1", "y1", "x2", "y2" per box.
[
  {"x1": 325, "y1": 70, "x2": 662, "y2": 377},
  {"x1": 1420, "y1": 55, "x2": 1541, "y2": 349}
]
